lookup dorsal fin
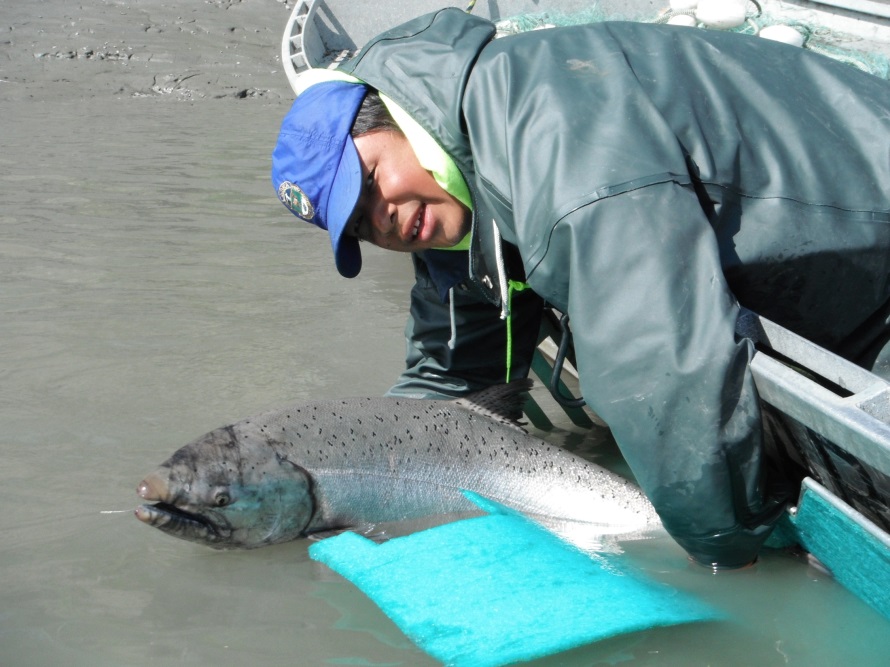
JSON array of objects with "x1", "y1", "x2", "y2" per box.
[{"x1": 453, "y1": 379, "x2": 533, "y2": 430}]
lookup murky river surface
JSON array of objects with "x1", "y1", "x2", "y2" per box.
[{"x1": 2, "y1": 53, "x2": 890, "y2": 667}]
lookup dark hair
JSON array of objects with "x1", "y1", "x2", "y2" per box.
[{"x1": 351, "y1": 89, "x2": 401, "y2": 137}]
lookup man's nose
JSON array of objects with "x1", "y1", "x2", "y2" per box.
[{"x1": 369, "y1": 196, "x2": 396, "y2": 234}]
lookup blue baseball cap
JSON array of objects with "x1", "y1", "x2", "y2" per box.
[{"x1": 272, "y1": 80, "x2": 369, "y2": 278}]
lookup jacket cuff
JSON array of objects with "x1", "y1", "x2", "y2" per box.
[{"x1": 674, "y1": 523, "x2": 775, "y2": 570}]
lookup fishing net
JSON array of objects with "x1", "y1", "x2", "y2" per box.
[{"x1": 490, "y1": 1, "x2": 890, "y2": 79}]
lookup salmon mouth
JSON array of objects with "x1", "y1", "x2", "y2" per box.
[
  {"x1": 135, "y1": 502, "x2": 230, "y2": 545},
  {"x1": 137, "y1": 501, "x2": 206, "y2": 524}
]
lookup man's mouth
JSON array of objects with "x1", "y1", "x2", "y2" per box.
[{"x1": 410, "y1": 204, "x2": 426, "y2": 240}]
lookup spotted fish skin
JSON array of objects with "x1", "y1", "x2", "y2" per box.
[{"x1": 135, "y1": 381, "x2": 661, "y2": 549}]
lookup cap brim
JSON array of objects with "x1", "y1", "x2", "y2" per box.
[{"x1": 327, "y1": 135, "x2": 363, "y2": 278}]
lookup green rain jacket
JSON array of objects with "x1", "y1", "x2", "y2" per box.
[{"x1": 338, "y1": 9, "x2": 890, "y2": 566}]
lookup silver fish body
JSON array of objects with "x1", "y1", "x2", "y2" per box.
[{"x1": 136, "y1": 381, "x2": 661, "y2": 549}]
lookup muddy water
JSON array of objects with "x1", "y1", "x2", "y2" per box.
[{"x1": 2, "y1": 2, "x2": 889, "y2": 666}]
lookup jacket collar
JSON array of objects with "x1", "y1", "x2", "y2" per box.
[{"x1": 468, "y1": 212, "x2": 502, "y2": 306}]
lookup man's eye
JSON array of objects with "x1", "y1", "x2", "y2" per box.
[
  {"x1": 346, "y1": 213, "x2": 366, "y2": 241},
  {"x1": 355, "y1": 217, "x2": 367, "y2": 241},
  {"x1": 365, "y1": 168, "x2": 375, "y2": 190}
]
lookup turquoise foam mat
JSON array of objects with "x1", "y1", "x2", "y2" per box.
[
  {"x1": 309, "y1": 492, "x2": 718, "y2": 667},
  {"x1": 787, "y1": 478, "x2": 890, "y2": 619}
]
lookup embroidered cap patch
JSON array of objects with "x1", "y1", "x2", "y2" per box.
[{"x1": 278, "y1": 181, "x2": 315, "y2": 222}]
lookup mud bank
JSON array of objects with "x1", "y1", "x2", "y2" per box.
[{"x1": 1, "y1": 0, "x2": 294, "y2": 102}]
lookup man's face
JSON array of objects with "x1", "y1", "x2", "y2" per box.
[{"x1": 346, "y1": 130, "x2": 471, "y2": 251}]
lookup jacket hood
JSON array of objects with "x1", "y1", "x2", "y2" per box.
[
  {"x1": 337, "y1": 9, "x2": 505, "y2": 306},
  {"x1": 337, "y1": 9, "x2": 492, "y2": 186}
]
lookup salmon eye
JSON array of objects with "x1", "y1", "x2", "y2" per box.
[{"x1": 214, "y1": 492, "x2": 231, "y2": 507}]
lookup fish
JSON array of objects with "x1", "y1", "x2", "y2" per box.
[{"x1": 135, "y1": 380, "x2": 662, "y2": 549}]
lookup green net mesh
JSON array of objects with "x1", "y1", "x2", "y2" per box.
[{"x1": 493, "y1": 3, "x2": 890, "y2": 79}]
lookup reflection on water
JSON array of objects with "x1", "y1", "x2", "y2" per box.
[{"x1": 1, "y1": 99, "x2": 888, "y2": 667}]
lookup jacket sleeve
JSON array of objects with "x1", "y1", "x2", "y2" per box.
[
  {"x1": 386, "y1": 253, "x2": 544, "y2": 399},
  {"x1": 527, "y1": 180, "x2": 786, "y2": 568}
]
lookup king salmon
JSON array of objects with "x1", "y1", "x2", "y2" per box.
[{"x1": 135, "y1": 380, "x2": 662, "y2": 549}]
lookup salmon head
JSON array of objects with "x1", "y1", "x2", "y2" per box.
[{"x1": 135, "y1": 424, "x2": 315, "y2": 549}]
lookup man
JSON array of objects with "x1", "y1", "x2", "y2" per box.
[{"x1": 271, "y1": 9, "x2": 890, "y2": 567}]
